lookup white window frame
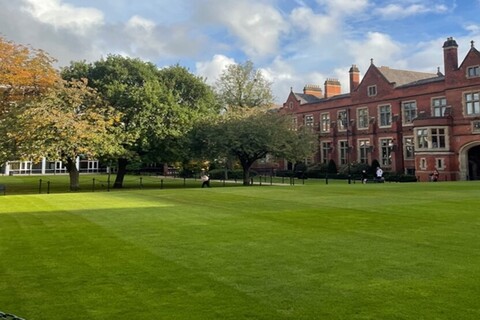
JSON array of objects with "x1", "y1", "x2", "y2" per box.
[
  {"x1": 368, "y1": 85, "x2": 377, "y2": 97},
  {"x1": 358, "y1": 139, "x2": 370, "y2": 164},
  {"x1": 435, "y1": 158, "x2": 445, "y2": 170},
  {"x1": 291, "y1": 116, "x2": 298, "y2": 130},
  {"x1": 403, "y1": 137, "x2": 414, "y2": 159},
  {"x1": 357, "y1": 107, "x2": 369, "y2": 129},
  {"x1": 339, "y1": 140, "x2": 348, "y2": 165},
  {"x1": 432, "y1": 97, "x2": 447, "y2": 117},
  {"x1": 304, "y1": 114, "x2": 314, "y2": 127},
  {"x1": 337, "y1": 110, "x2": 348, "y2": 131},
  {"x1": 465, "y1": 91, "x2": 480, "y2": 115},
  {"x1": 420, "y1": 158, "x2": 427, "y2": 170},
  {"x1": 321, "y1": 141, "x2": 332, "y2": 164},
  {"x1": 379, "y1": 138, "x2": 393, "y2": 167},
  {"x1": 415, "y1": 127, "x2": 448, "y2": 150},
  {"x1": 467, "y1": 65, "x2": 480, "y2": 78},
  {"x1": 378, "y1": 104, "x2": 391, "y2": 127},
  {"x1": 320, "y1": 112, "x2": 330, "y2": 133},
  {"x1": 402, "y1": 100, "x2": 417, "y2": 125}
]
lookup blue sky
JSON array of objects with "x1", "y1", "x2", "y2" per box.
[{"x1": 1, "y1": 0, "x2": 479, "y2": 103}]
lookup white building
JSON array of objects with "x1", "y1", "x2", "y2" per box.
[{"x1": 3, "y1": 157, "x2": 99, "y2": 175}]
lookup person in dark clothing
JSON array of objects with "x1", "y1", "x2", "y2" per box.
[
  {"x1": 201, "y1": 171, "x2": 210, "y2": 188},
  {"x1": 361, "y1": 170, "x2": 368, "y2": 184}
]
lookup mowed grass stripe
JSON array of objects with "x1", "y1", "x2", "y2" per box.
[
  {"x1": 0, "y1": 181, "x2": 479, "y2": 319},
  {"x1": 0, "y1": 205, "x2": 285, "y2": 319}
]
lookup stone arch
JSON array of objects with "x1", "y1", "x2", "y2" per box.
[{"x1": 459, "y1": 141, "x2": 480, "y2": 180}]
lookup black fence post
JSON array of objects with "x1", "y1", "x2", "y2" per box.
[
  {"x1": 107, "y1": 174, "x2": 111, "y2": 192},
  {"x1": 140, "y1": 177, "x2": 143, "y2": 188},
  {"x1": 47, "y1": 181, "x2": 50, "y2": 194},
  {"x1": 39, "y1": 179, "x2": 43, "y2": 194},
  {"x1": 92, "y1": 178, "x2": 95, "y2": 192}
]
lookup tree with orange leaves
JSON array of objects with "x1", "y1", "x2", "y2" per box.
[
  {"x1": 0, "y1": 36, "x2": 59, "y2": 113},
  {"x1": 8, "y1": 79, "x2": 124, "y2": 190},
  {"x1": 0, "y1": 37, "x2": 123, "y2": 190}
]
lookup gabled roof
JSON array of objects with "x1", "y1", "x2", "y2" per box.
[
  {"x1": 293, "y1": 93, "x2": 322, "y2": 104},
  {"x1": 377, "y1": 66, "x2": 439, "y2": 87},
  {"x1": 458, "y1": 44, "x2": 480, "y2": 69}
]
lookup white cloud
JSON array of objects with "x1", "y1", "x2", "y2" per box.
[
  {"x1": 195, "y1": 0, "x2": 287, "y2": 57},
  {"x1": 347, "y1": 32, "x2": 405, "y2": 72},
  {"x1": 375, "y1": 3, "x2": 448, "y2": 20},
  {"x1": 195, "y1": 54, "x2": 236, "y2": 85},
  {"x1": 21, "y1": 0, "x2": 104, "y2": 35},
  {"x1": 316, "y1": 0, "x2": 370, "y2": 16},
  {"x1": 289, "y1": 7, "x2": 337, "y2": 36},
  {"x1": 126, "y1": 15, "x2": 156, "y2": 32}
]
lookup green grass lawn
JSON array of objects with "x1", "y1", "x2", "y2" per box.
[{"x1": 1, "y1": 178, "x2": 479, "y2": 319}]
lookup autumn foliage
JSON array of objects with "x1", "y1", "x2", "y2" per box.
[{"x1": 0, "y1": 36, "x2": 59, "y2": 112}]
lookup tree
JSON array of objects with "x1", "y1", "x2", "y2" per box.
[
  {"x1": 191, "y1": 109, "x2": 316, "y2": 185},
  {"x1": 215, "y1": 60, "x2": 274, "y2": 110},
  {"x1": 7, "y1": 79, "x2": 122, "y2": 190},
  {"x1": 149, "y1": 65, "x2": 221, "y2": 166},
  {"x1": 62, "y1": 56, "x2": 173, "y2": 187},
  {"x1": 62, "y1": 59, "x2": 220, "y2": 187},
  {"x1": 0, "y1": 36, "x2": 59, "y2": 162},
  {"x1": 191, "y1": 60, "x2": 312, "y2": 185},
  {"x1": 0, "y1": 36, "x2": 58, "y2": 106}
]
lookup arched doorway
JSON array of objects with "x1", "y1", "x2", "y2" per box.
[{"x1": 468, "y1": 145, "x2": 480, "y2": 180}]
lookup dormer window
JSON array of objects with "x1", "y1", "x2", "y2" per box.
[
  {"x1": 288, "y1": 101, "x2": 293, "y2": 109},
  {"x1": 467, "y1": 66, "x2": 480, "y2": 78},
  {"x1": 368, "y1": 85, "x2": 377, "y2": 97}
]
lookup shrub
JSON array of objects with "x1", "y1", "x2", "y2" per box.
[
  {"x1": 338, "y1": 162, "x2": 369, "y2": 176},
  {"x1": 276, "y1": 170, "x2": 295, "y2": 177},
  {"x1": 208, "y1": 169, "x2": 256, "y2": 180},
  {"x1": 384, "y1": 173, "x2": 417, "y2": 182}
]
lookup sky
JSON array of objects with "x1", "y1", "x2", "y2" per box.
[{"x1": 1, "y1": 0, "x2": 479, "y2": 104}]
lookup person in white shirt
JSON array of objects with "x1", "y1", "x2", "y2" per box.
[
  {"x1": 375, "y1": 167, "x2": 383, "y2": 182},
  {"x1": 201, "y1": 170, "x2": 210, "y2": 188}
]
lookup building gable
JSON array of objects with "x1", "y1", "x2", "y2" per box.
[
  {"x1": 354, "y1": 63, "x2": 393, "y2": 100},
  {"x1": 458, "y1": 43, "x2": 480, "y2": 77}
]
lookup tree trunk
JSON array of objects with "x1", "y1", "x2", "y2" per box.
[
  {"x1": 66, "y1": 157, "x2": 80, "y2": 191},
  {"x1": 241, "y1": 162, "x2": 252, "y2": 186},
  {"x1": 114, "y1": 158, "x2": 128, "y2": 188}
]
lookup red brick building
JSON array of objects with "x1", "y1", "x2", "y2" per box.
[{"x1": 280, "y1": 37, "x2": 480, "y2": 181}]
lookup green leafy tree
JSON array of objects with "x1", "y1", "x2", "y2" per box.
[
  {"x1": 7, "y1": 79, "x2": 122, "y2": 190},
  {"x1": 150, "y1": 65, "x2": 221, "y2": 166},
  {"x1": 215, "y1": 60, "x2": 274, "y2": 110},
  {"x1": 191, "y1": 109, "x2": 316, "y2": 185},
  {"x1": 62, "y1": 58, "x2": 219, "y2": 188}
]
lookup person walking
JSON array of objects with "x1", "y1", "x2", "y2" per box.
[
  {"x1": 361, "y1": 170, "x2": 368, "y2": 184},
  {"x1": 375, "y1": 167, "x2": 383, "y2": 183},
  {"x1": 201, "y1": 170, "x2": 210, "y2": 188}
]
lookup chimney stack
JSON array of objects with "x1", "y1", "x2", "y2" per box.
[
  {"x1": 324, "y1": 79, "x2": 341, "y2": 98},
  {"x1": 443, "y1": 37, "x2": 458, "y2": 75},
  {"x1": 303, "y1": 84, "x2": 323, "y2": 98},
  {"x1": 349, "y1": 65, "x2": 360, "y2": 93}
]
